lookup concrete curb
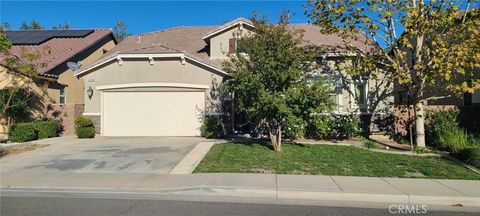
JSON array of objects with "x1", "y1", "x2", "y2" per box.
[
  {"x1": 2, "y1": 186, "x2": 480, "y2": 208},
  {"x1": 0, "y1": 142, "x2": 32, "y2": 152},
  {"x1": 0, "y1": 136, "x2": 75, "y2": 152}
]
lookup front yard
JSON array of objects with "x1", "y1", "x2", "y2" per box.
[{"x1": 194, "y1": 143, "x2": 480, "y2": 180}]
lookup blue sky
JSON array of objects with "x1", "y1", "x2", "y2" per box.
[{"x1": 1, "y1": 1, "x2": 309, "y2": 34}]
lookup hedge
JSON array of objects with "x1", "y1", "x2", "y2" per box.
[
  {"x1": 33, "y1": 120, "x2": 61, "y2": 139},
  {"x1": 76, "y1": 127, "x2": 95, "y2": 139},
  {"x1": 74, "y1": 116, "x2": 94, "y2": 128},
  {"x1": 75, "y1": 116, "x2": 95, "y2": 139},
  {"x1": 9, "y1": 123, "x2": 38, "y2": 142}
]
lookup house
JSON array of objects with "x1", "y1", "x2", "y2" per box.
[
  {"x1": 0, "y1": 29, "x2": 117, "y2": 136},
  {"x1": 75, "y1": 18, "x2": 382, "y2": 137}
]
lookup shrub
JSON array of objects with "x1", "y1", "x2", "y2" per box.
[
  {"x1": 0, "y1": 87, "x2": 31, "y2": 122},
  {"x1": 305, "y1": 115, "x2": 331, "y2": 139},
  {"x1": 75, "y1": 116, "x2": 94, "y2": 128},
  {"x1": 285, "y1": 115, "x2": 306, "y2": 139},
  {"x1": 203, "y1": 116, "x2": 225, "y2": 139},
  {"x1": 437, "y1": 127, "x2": 470, "y2": 152},
  {"x1": 330, "y1": 115, "x2": 362, "y2": 139},
  {"x1": 32, "y1": 119, "x2": 61, "y2": 139},
  {"x1": 76, "y1": 127, "x2": 95, "y2": 139},
  {"x1": 74, "y1": 116, "x2": 95, "y2": 139},
  {"x1": 458, "y1": 147, "x2": 480, "y2": 169},
  {"x1": 425, "y1": 111, "x2": 459, "y2": 147},
  {"x1": 9, "y1": 123, "x2": 38, "y2": 142}
]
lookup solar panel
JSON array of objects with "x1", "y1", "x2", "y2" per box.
[{"x1": 5, "y1": 30, "x2": 94, "y2": 45}]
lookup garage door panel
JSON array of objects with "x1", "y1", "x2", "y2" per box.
[{"x1": 102, "y1": 91, "x2": 205, "y2": 136}]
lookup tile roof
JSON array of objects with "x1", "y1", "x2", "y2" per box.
[
  {"x1": 83, "y1": 19, "x2": 378, "y2": 74},
  {"x1": 3, "y1": 29, "x2": 115, "y2": 75}
]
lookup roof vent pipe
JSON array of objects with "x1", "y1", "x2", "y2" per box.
[{"x1": 137, "y1": 35, "x2": 141, "y2": 43}]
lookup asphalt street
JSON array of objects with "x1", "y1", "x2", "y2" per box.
[{"x1": 1, "y1": 196, "x2": 478, "y2": 216}]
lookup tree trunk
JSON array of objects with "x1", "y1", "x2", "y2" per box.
[
  {"x1": 269, "y1": 126, "x2": 282, "y2": 152},
  {"x1": 414, "y1": 101, "x2": 426, "y2": 147}
]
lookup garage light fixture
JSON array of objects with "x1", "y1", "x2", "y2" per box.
[{"x1": 87, "y1": 86, "x2": 94, "y2": 99}]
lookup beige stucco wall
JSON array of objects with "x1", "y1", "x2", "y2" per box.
[
  {"x1": 209, "y1": 25, "x2": 254, "y2": 59},
  {"x1": 80, "y1": 57, "x2": 226, "y2": 117},
  {"x1": 0, "y1": 37, "x2": 116, "y2": 136},
  {"x1": 56, "y1": 39, "x2": 116, "y2": 105},
  {"x1": 315, "y1": 58, "x2": 394, "y2": 116},
  {"x1": 0, "y1": 66, "x2": 55, "y2": 134}
]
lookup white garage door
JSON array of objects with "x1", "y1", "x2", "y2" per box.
[{"x1": 102, "y1": 91, "x2": 205, "y2": 136}]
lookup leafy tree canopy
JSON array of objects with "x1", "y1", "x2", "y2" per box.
[
  {"x1": 53, "y1": 22, "x2": 70, "y2": 30},
  {"x1": 20, "y1": 19, "x2": 43, "y2": 30},
  {"x1": 223, "y1": 20, "x2": 335, "y2": 151},
  {"x1": 306, "y1": 0, "x2": 480, "y2": 147},
  {"x1": 113, "y1": 21, "x2": 131, "y2": 41}
]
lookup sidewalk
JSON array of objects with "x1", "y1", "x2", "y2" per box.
[{"x1": 1, "y1": 172, "x2": 479, "y2": 209}]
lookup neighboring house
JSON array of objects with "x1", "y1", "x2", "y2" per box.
[
  {"x1": 76, "y1": 18, "x2": 382, "y2": 137},
  {"x1": 393, "y1": 22, "x2": 480, "y2": 135},
  {"x1": 0, "y1": 29, "x2": 117, "y2": 136}
]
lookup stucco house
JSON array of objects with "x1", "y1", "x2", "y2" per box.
[
  {"x1": 0, "y1": 29, "x2": 117, "y2": 136},
  {"x1": 75, "y1": 18, "x2": 384, "y2": 137}
]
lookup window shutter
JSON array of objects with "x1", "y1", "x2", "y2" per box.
[{"x1": 228, "y1": 38, "x2": 236, "y2": 54}]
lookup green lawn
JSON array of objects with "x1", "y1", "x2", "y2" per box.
[{"x1": 194, "y1": 143, "x2": 480, "y2": 180}]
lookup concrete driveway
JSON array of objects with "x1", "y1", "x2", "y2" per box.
[{"x1": 0, "y1": 136, "x2": 205, "y2": 174}]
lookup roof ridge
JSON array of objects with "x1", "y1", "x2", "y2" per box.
[{"x1": 138, "y1": 25, "x2": 219, "y2": 36}]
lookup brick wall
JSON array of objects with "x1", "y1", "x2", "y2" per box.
[
  {"x1": 394, "y1": 105, "x2": 457, "y2": 135},
  {"x1": 47, "y1": 104, "x2": 84, "y2": 135}
]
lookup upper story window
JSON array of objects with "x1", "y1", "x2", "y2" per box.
[
  {"x1": 228, "y1": 38, "x2": 244, "y2": 54},
  {"x1": 59, "y1": 87, "x2": 66, "y2": 104}
]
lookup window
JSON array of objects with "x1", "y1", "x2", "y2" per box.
[
  {"x1": 351, "y1": 80, "x2": 367, "y2": 108},
  {"x1": 59, "y1": 87, "x2": 66, "y2": 104},
  {"x1": 229, "y1": 38, "x2": 244, "y2": 54},
  {"x1": 398, "y1": 92, "x2": 408, "y2": 105},
  {"x1": 355, "y1": 83, "x2": 366, "y2": 105}
]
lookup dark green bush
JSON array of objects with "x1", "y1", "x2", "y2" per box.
[
  {"x1": 204, "y1": 116, "x2": 225, "y2": 139},
  {"x1": 75, "y1": 116, "x2": 94, "y2": 128},
  {"x1": 426, "y1": 111, "x2": 459, "y2": 148},
  {"x1": 33, "y1": 120, "x2": 61, "y2": 139},
  {"x1": 305, "y1": 115, "x2": 331, "y2": 139},
  {"x1": 76, "y1": 127, "x2": 95, "y2": 139},
  {"x1": 458, "y1": 147, "x2": 480, "y2": 169},
  {"x1": 0, "y1": 87, "x2": 31, "y2": 122},
  {"x1": 75, "y1": 116, "x2": 95, "y2": 139},
  {"x1": 9, "y1": 123, "x2": 38, "y2": 142}
]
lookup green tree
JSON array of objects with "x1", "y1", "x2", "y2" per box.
[
  {"x1": 20, "y1": 19, "x2": 43, "y2": 30},
  {"x1": 0, "y1": 22, "x2": 10, "y2": 32},
  {"x1": 279, "y1": 9, "x2": 292, "y2": 24},
  {"x1": 306, "y1": 0, "x2": 480, "y2": 147},
  {"x1": 223, "y1": 21, "x2": 334, "y2": 152},
  {"x1": 0, "y1": 33, "x2": 45, "y2": 126},
  {"x1": 112, "y1": 21, "x2": 131, "y2": 41},
  {"x1": 53, "y1": 22, "x2": 70, "y2": 30}
]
